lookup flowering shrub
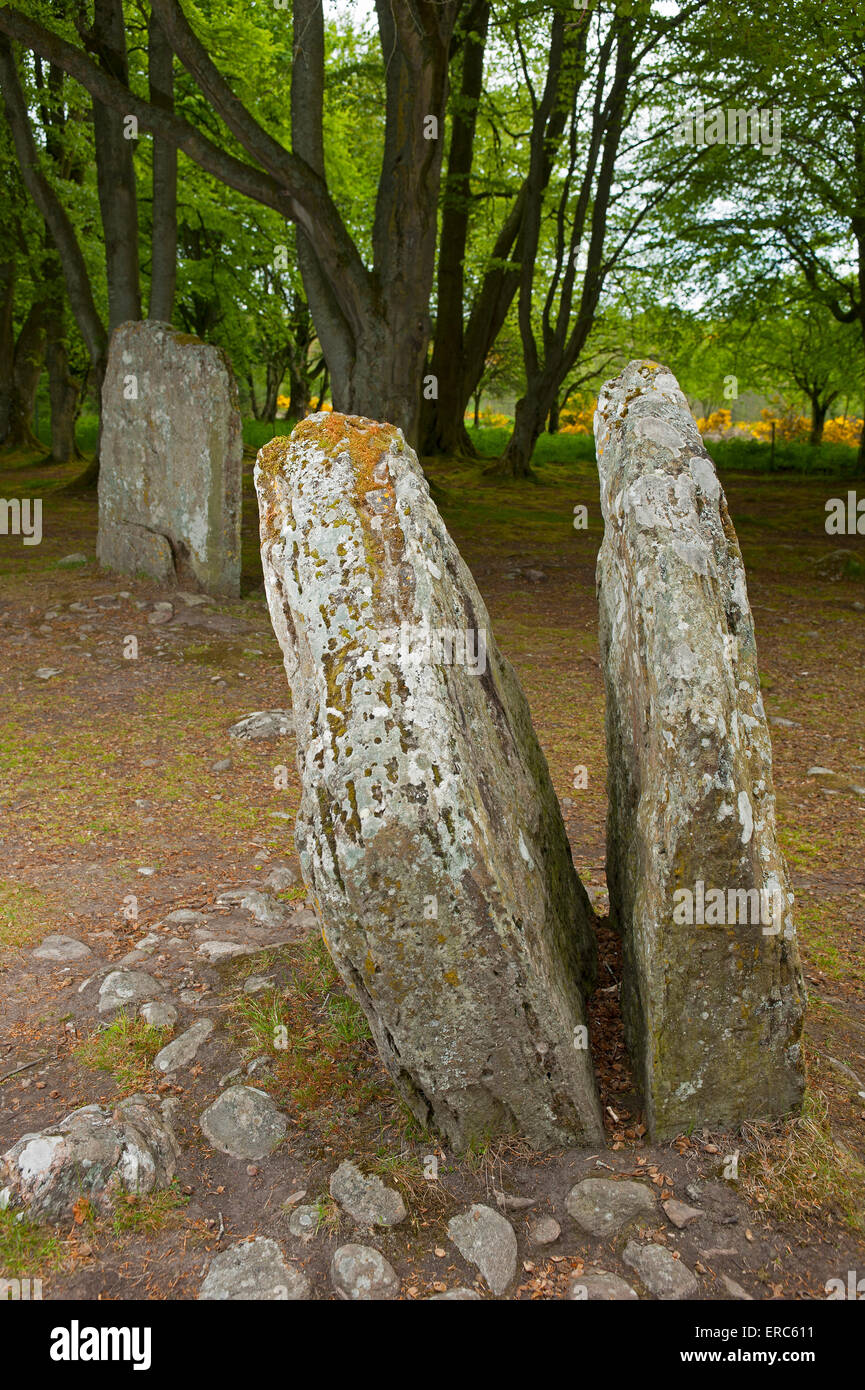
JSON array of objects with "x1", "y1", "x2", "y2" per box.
[{"x1": 559, "y1": 400, "x2": 597, "y2": 434}]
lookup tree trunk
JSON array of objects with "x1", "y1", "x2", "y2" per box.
[
  {"x1": 808, "y1": 394, "x2": 828, "y2": 447},
  {"x1": 497, "y1": 389, "x2": 549, "y2": 478},
  {"x1": 44, "y1": 311, "x2": 79, "y2": 464},
  {"x1": 473, "y1": 392, "x2": 481, "y2": 429},
  {"x1": 548, "y1": 397, "x2": 560, "y2": 434},
  {"x1": 4, "y1": 300, "x2": 46, "y2": 451},
  {"x1": 91, "y1": 0, "x2": 141, "y2": 329},
  {"x1": 422, "y1": 0, "x2": 489, "y2": 457},
  {"x1": 0, "y1": 259, "x2": 14, "y2": 443},
  {"x1": 263, "y1": 356, "x2": 286, "y2": 423},
  {"x1": 147, "y1": 11, "x2": 177, "y2": 323},
  {"x1": 288, "y1": 363, "x2": 310, "y2": 420}
]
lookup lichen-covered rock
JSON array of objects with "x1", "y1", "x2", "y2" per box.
[
  {"x1": 255, "y1": 412, "x2": 602, "y2": 1150},
  {"x1": 0, "y1": 1095, "x2": 179, "y2": 1223},
  {"x1": 594, "y1": 360, "x2": 806, "y2": 1140},
  {"x1": 97, "y1": 321, "x2": 242, "y2": 595}
]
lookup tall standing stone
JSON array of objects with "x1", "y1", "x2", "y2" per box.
[
  {"x1": 255, "y1": 412, "x2": 603, "y2": 1150},
  {"x1": 97, "y1": 321, "x2": 242, "y2": 595},
  {"x1": 595, "y1": 360, "x2": 805, "y2": 1140}
]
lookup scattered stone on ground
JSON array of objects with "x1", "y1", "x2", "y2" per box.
[
  {"x1": 568, "y1": 1270, "x2": 640, "y2": 1301},
  {"x1": 623, "y1": 1241, "x2": 700, "y2": 1300},
  {"x1": 663, "y1": 1198, "x2": 703, "y2": 1229},
  {"x1": 32, "y1": 934, "x2": 92, "y2": 962},
  {"x1": 328, "y1": 1160, "x2": 407, "y2": 1227},
  {"x1": 199, "y1": 1237, "x2": 309, "y2": 1300},
  {"x1": 139, "y1": 1000, "x2": 178, "y2": 1028},
  {"x1": 153, "y1": 1019, "x2": 214, "y2": 1074},
  {"x1": 228, "y1": 710, "x2": 292, "y2": 741},
  {"x1": 565, "y1": 1177, "x2": 655, "y2": 1237},
  {"x1": 447, "y1": 1204, "x2": 518, "y2": 1295},
  {"x1": 98, "y1": 970, "x2": 164, "y2": 1013},
  {"x1": 527, "y1": 1215, "x2": 561, "y2": 1246},
  {"x1": 288, "y1": 1204, "x2": 320, "y2": 1242},
  {"x1": 330, "y1": 1243, "x2": 400, "y2": 1301},
  {"x1": 199, "y1": 1085, "x2": 287, "y2": 1159}
]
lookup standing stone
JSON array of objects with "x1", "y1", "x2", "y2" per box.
[
  {"x1": 97, "y1": 322, "x2": 242, "y2": 595},
  {"x1": 594, "y1": 360, "x2": 805, "y2": 1140},
  {"x1": 255, "y1": 413, "x2": 602, "y2": 1151}
]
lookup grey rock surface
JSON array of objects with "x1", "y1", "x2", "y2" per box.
[
  {"x1": 447, "y1": 1203, "x2": 517, "y2": 1295},
  {"x1": 329, "y1": 1160, "x2": 407, "y2": 1227},
  {"x1": 623, "y1": 1241, "x2": 699, "y2": 1300},
  {"x1": 199, "y1": 1085, "x2": 287, "y2": 1159},
  {"x1": 568, "y1": 1270, "x2": 639, "y2": 1301},
  {"x1": 565, "y1": 1178, "x2": 655, "y2": 1237},
  {"x1": 199, "y1": 1238, "x2": 309, "y2": 1300},
  {"x1": 99, "y1": 970, "x2": 164, "y2": 1013},
  {"x1": 32, "y1": 935, "x2": 92, "y2": 962},
  {"x1": 594, "y1": 360, "x2": 806, "y2": 1139},
  {"x1": 330, "y1": 1243, "x2": 400, "y2": 1301},
  {"x1": 0, "y1": 1094, "x2": 179, "y2": 1222},
  {"x1": 153, "y1": 1019, "x2": 213, "y2": 1074},
  {"x1": 97, "y1": 321, "x2": 242, "y2": 595},
  {"x1": 255, "y1": 413, "x2": 602, "y2": 1150}
]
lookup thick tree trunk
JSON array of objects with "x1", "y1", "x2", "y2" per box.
[
  {"x1": 45, "y1": 314, "x2": 79, "y2": 464},
  {"x1": 0, "y1": 259, "x2": 14, "y2": 443},
  {"x1": 422, "y1": 0, "x2": 489, "y2": 456},
  {"x1": 473, "y1": 393, "x2": 481, "y2": 429},
  {"x1": 288, "y1": 364, "x2": 310, "y2": 420},
  {"x1": 263, "y1": 356, "x2": 287, "y2": 423},
  {"x1": 548, "y1": 397, "x2": 560, "y2": 434},
  {"x1": 497, "y1": 391, "x2": 546, "y2": 478},
  {"x1": 4, "y1": 300, "x2": 46, "y2": 451},
  {"x1": 147, "y1": 11, "x2": 177, "y2": 323},
  {"x1": 91, "y1": 0, "x2": 141, "y2": 328}
]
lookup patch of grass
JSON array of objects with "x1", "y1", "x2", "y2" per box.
[
  {"x1": 74, "y1": 1013, "x2": 170, "y2": 1093},
  {"x1": 741, "y1": 1089, "x2": 865, "y2": 1234},
  {"x1": 0, "y1": 879, "x2": 57, "y2": 951},
  {"x1": 109, "y1": 1182, "x2": 189, "y2": 1237},
  {"x1": 224, "y1": 936, "x2": 390, "y2": 1125},
  {"x1": 0, "y1": 1208, "x2": 63, "y2": 1278}
]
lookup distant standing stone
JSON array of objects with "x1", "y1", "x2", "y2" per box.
[
  {"x1": 97, "y1": 321, "x2": 242, "y2": 595},
  {"x1": 447, "y1": 1204, "x2": 517, "y2": 1295},
  {"x1": 330, "y1": 1244, "x2": 400, "y2": 1301},
  {"x1": 199, "y1": 1238, "x2": 309, "y2": 1300},
  {"x1": 328, "y1": 1160, "x2": 407, "y2": 1227},
  {"x1": 199, "y1": 1085, "x2": 287, "y2": 1159}
]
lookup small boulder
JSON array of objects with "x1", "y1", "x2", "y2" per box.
[
  {"x1": 330, "y1": 1244, "x2": 400, "y2": 1301},
  {"x1": 32, "y1": 935, "x2": 92, "y2": 962},
  {"x1": 565, "y1": 1178, "x2": 655, "y2": 1237},
  {"x1": 447, "y1": 1204, "x2": 517, "y2": 1296},
  {"x1": 328, "y1": 1160, "x2": 407, "y2": 1228},
  {"x1": 623, "y1": 1241, "x2": 699, "y2": 1300},
  {"x1": 153, "y1": 1020, "x2": 213, "y2": 1074},
  {"x1": 0, "y1": 1094, "x2": 179, "y2": 1223},
  {"x1": 199, "y1": 1237, "x2": 309, "y2": 1300},
  {"x1": 98, "y1": 971, "x2": 164, "y2": 1014},
  {"x1": 199, "y1": 1086, "x2": 286, "y2": 1159},
  {"x1": 568, "y1": 1270, "x2": 639, "y2": 1301},
  {"x1": 229, "y1": 710, "x2": 291, "y2": 741},
  {"x1": 139, "y1": 1000, "x2": 178, "y2": 1028}
]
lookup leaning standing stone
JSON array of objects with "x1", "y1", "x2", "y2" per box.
[
  {"x1": 255, "y1": 413, "x2": 602, "y2": 1151},
  {"x1": 97, "y1": 321, "x2": 242, "y2": 595},
  {"x1": 594, "y1": 360, "x2": 805, "y2": 1140}
]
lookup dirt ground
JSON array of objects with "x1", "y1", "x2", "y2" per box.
[{"x1": 0, "y1": 443, "x2": 863, "y2": 1300}]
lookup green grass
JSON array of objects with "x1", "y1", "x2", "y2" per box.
[
  {"x1": 0, "y1": 1208, "x2": 63, "y2": 1278},
  {"x1": 0, "y1": 879, "x2": 57, "y2": 951},
  {"x1": 74, "y1": 1013, "x2": 171, "y2": 1092},
  {"x1": 109, "y1": 1182, "x2": 190, "y2": 1236}
]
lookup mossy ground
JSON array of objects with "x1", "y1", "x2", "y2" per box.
[{"x1": 0, "y1": 432, "x2": 862, "y2": 1298}]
